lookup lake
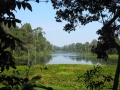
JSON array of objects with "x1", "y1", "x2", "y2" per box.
[
  {"x1": 17, "y1": 52, "x2": 117, "y2": 65},
  {"x1": 45, "y1": 52, "x2": 117, "y2": 65}
]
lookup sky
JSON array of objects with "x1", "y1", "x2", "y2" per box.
[{"x1": 14, "y1": 1, "x2": 103, "y2": 47}]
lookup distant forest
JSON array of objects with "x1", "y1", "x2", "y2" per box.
[
  {"x1": 53, "y1": 39, "x2": 119, "y2": 54},
  {"x1": 2, "y1": 23, "x2": 53, "y2": 65},
  {"x1": 3, "y1": 22, "x2": 119, "y2": 65}
]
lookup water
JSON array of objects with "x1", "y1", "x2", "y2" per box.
[
  {"x1": 46, "y1": 53, "x2": 91, "y2": 65},
  {"x1": 19, "y1": 52, "x2": 117, "y2": 65},
  {"x1": 45, "y1": 52, "x2": 117, "y2": 65}
]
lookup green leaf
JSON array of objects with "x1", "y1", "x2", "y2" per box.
[
  {"x1": 26, "y1": 3, "x2": 32, "y2": 11},
  {"x1": 35, "y1": 84, "x2": 53, "y2": 90},
  {"x1": 31, "y1": 76, "x2": 42, "y2": 81}
]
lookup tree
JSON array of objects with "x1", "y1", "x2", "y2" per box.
[
  {"x1": 84, "y1": 42, "x2": 89, "y2": 52},
  {"x1": 0, "y1": 0, "x2": 53, "y2": 90},
  {"x1": 51, "y1": 0, "x2": 120, "y2": 90},
  {"x1": 90, "y1": 39, "x2": 97, "y2": 46},
  {"x1": 76, "y1": 43, "x2": 83, "y2": 52}
]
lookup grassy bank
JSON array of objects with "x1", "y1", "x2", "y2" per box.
[
  {"x1": 86, "y1": 54, "x2": 118, "y2": 59},
  {"x1": 0, "y1": 64, "x2": 119, "y2": 90}
]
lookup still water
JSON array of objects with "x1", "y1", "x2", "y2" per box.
[
  {"x1": 16, "y1": 52, "x2": 117, "y2": 65},
  {"x1": 46, "y1": 53, "x2": 92, "y2": 65},
  {"x1": 45, "y1": 52, "x2": 117, "y2": 65}
]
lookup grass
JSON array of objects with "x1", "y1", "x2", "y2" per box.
[
  {"x1": 86, "y1": 54, "x2": 118, "y2": 59},
  {"x1": 0, "y1": 64, "x2": 119, "y2": 90},
  {"x1": 108, "y1": 54, "x2": 118, "y2": 59}
]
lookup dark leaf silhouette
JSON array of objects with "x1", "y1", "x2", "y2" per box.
[
  {"x1": 12, "y1": 20, "x2": 16, "y2": 28},
  {"x1": 8, "y1": 20, "x2": 11, "y2": 28},
  {"x1": 22, "y1": 2, "x2": 26, "y2": 10},
  {"x1": 17, "y1": 2, "x2": 22, "y2": 10},
  {"x1": 26, "y1": 3, "x2": 32, "y2": 11},
  {"x1": 36, "y1": 0, "x2": 39, "y2": 3}
]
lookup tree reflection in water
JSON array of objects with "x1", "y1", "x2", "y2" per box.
[{"x1": 17, "y1": 53, "x2": 118, "y2": 65}]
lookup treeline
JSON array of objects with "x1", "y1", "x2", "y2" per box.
[
  {"x1": 2, "y1": 23, "x2": 53, "y2": 65},
  {"x1": 53, "y1": 39, "x2": 119, "y2": 54},
  {"x1": 53, "y1": 39, "x2": 97, "y2": 53},
  {"x1": 63, "y1": 39, "x2": 97, "y2": 52}
]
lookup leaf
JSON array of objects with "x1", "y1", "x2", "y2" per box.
[
  {"x1": 35, "y1": 84, "x2": 53, "y2": 90},
  {"x1": 3, "y1": 43, "x2": 9, "y2": 49},
  {"x1": 22, "y1": 2, "x2": 26, "y2": 10},
  {"x1": 4, "y1": 20, "x2": 8, "y2": 26},
  {"x1": 12, "y1": 20, "x2": 16, "y2": 28},
  {"x1": 10, "y1": 39, "x2": 15, "y2": 50},
  {"x1": 8, "y1": 20, "x2": 11, "y2": 28},
  {"x1": 36, "y1": 0, "x2": 39, "y2": 3},
  {"x1": 16, "y1": 2, "x2": 21, "y2": 10},
  {"x1": 15, "y1": 19, "x2": 21, "y2": 23},
  {"x1": 11, "y1": 3, "x2": 16, "y2": 10},
  {"x1": 6, "y1": 9, "x2": 11, "y2": 16},
  {"x1": 6, "y1": 65, "x2": 9, "y2": 71},
  {"x1": 26, "y1": 3, "x2": 32, "y2": 12},
  {"x1": 31, "y1": 76, "x2": 42, "y2": 81},
  {"x1": 10, "y1": 12, "x2": 15, "y2": 18},
  {"x1": 1, "y1": 66, "x2": 4, "y2": 72},
  {"x1": 11, "y1": 65, "x2": 16, "y2": 69},
  {"x1": 24, "y1": 78, "x2": 29, "y2": 82}
]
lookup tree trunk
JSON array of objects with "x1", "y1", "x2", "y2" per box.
[
  {"x1": 101, "y1": 10, "x2": 120, "y2": 90},
  {"x1": 112, "y1": 54, "x2": 120, "y2": 90}
]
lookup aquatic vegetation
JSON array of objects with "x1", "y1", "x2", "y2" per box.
[{"x1": 0, "y1": 64, "x2": 118, "y2": 90}]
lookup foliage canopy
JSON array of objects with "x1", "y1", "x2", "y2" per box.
[{"x1": 0, "y1": 0, "x2": 53, "y2": 90}]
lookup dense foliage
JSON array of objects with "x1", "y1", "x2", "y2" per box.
[
  {"x1": 0, "y1": 0, "x2": 53, "y2": 90},
  {"x1": 2, "y1": 23, "x2": 53, "y2": 65},
  {"x1": 0, "y1": 23, "x2": 53, "y2": 89},
  {"x1": 51, "y1": 0, "x2": 120, "y2": 89}
]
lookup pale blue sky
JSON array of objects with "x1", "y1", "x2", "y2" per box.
[{"x1": 15, "y1": 1, "x2": 103, "y2": 47}]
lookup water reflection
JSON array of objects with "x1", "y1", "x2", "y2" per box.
[
  {"x1": 16, "y1": 52, "x2": 118, "y2": 65},
  {"x1": 15, "y1": 55, "x2": 52, "y2": 65},
  {"x1": 36, "y1": 55, "x2": 52, "y2": 64},
  {"x1": 47, "y1": 53, "x2": 117, "y2": 65},
  {"x1": 47, "y1": 53, "x2": 93, "y2": 65}
]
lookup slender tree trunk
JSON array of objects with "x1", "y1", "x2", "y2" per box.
[{"x1": 112, "y1": 54, "x2": 120, "y2": 90}]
